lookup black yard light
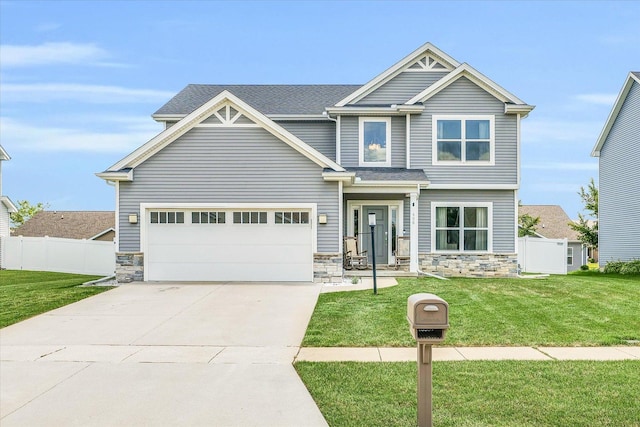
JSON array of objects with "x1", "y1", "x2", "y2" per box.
[{"x1": 368, "y1": 212, "x2": 378, "y2": 295}]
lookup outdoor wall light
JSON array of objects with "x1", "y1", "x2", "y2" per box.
[
  {"x1": 128, "y1": 213, "x2": 138, "y2": 224},
  {"x1": 318, "y1": 214, "x2": 328, "y2": 224}
]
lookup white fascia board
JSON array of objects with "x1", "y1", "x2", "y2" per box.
[
  {"x1": 592, "y1": 72, "x2": 640, "y2": 157},
  {"x1": 88, "y1": 227, "x2": 115, "y2": 241},
  {"x1": 505, "y1": 104, "x2": 535, "y2": 116},
  {"x1": 322, "y1": 171, "x2": 356, "y2": 182},
  {"x1": 108, "y1": 90, "x2": 344, "y2": 173},
  {"x1": 334, "y1": 42, "x2": 461, "y2": 107},
  {"x1": 427, "y1": 183, "x2": 519, "y2": 190},
  {"x1": 151, "y1": 114, "x2": 185, "y2": 122},
  {"x1": 407, "y1": 63, "x2": 528, "y2": 106},
  {"x1": 1, "y1": 196, "x2": 17, "y2": 213},
  {"x1": 326, "y1": 105, "x2": 424, "y2": 116},
  {"x1": 95, "y1": 169, "x2": 133, "y2": 182},
  {"x1": 0, "y1": 145, "x2": 9, "y2": 161}
]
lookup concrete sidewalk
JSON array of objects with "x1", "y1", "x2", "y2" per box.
[{"x1": 296, "y1": 346, "x2": 640, "y2": 362}]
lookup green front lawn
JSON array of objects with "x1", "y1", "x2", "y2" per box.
[
  {"x1": 303, "y1": 274, "x2": 640, "y2": 347},
  {"x1": 0, "y1": 270, "x2": 112, "y2": 328},
  {"x1": 296, "y1": 360, "x2": 640, "y2": 427}
]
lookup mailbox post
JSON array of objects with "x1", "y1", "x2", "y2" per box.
[{"x1": 407, "y1": 293, "x2": 449, "y2": 427}]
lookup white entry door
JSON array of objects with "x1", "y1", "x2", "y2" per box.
[{"x1": 145, "y1": 208, "x2": 313, "y2": 282}]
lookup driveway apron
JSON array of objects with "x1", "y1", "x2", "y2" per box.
[{"x1": 0, "y1": 282, "x2": 328, "y2": 427}]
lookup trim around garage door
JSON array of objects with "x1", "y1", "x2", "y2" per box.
[{"x1": 140, "y1": 203, "x2": 317, "y2": 281}]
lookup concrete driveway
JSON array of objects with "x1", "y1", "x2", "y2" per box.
[{"x1": 0, "y1": 282, "x2": 328, "y2": 426}]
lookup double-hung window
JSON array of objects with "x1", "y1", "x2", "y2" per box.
[
  {"x1": 433, "y1": 116, "x2": 494, "y2": 164},
  {"x1": 432, "y1": 203, "x2": 491, "y2": 252},
  {"x1": 359, "y1": 117, "x2": 391, "y2": 166}
]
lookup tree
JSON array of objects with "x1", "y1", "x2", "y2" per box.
[
  {"x1": 518, "y1": 213, "x2": 540, "y2": 237},
  {"x1": 9, "y1": 200, "x2": 47, "y2": 229},
  {"x1": 569, "y1": 178, "x2": 598, "y2": 248}
]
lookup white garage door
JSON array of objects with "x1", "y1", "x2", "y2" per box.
[{"x1": 145, "y1": 209, "x2": 313, "y2": 282}]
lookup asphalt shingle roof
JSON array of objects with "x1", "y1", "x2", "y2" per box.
[
  {"x1": 154, "y1": 84, "x2": 363, "y2": 116},
  {"x1": 12, "y1": 211, "x2": 115, "y2": 240},
  {"x1": 518, "y1": 205, "x2": 580, "y2": 241},
  {"x1": 325, "y1": 167, "x2": 429, "y2": 182}
]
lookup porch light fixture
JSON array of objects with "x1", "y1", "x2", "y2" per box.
[
  {"x1": 318, "y1": 214, "x2": 328, "y2": 224},
  {"x1": 128, "y1": 213, "x2": 138, "y2": 224}
]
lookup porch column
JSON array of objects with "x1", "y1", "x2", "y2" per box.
[{"x1": 410, "y1": 191, "x2": 419, "y2": 272}]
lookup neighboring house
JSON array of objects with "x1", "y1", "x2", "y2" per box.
[
  {"x1": 592, "y1": 72, "x2": 640, "y2": 263},
  {"x1": 98, "y1": 42, "x2": 534, "y2": 282},
  {"x1": 519, "y1": 205, "x2": 585, "y2": 272},
  {"x1": 13, "y1": 211, "x2": 115, "y2": 241},
  {"x1": 1, "y1": 145, "x2": 18, "y2": 269}
]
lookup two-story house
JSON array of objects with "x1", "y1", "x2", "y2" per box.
[
  {"x1": 98, "y1": 43, "x2": 534, "y2": 283},
  {"x1": 592, "y1": 72, "x2": 640, "y2": 264}
]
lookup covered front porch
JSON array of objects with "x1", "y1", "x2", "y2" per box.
[{"x1": 324, "y1": 167, "x2": 430, "y2": 276}]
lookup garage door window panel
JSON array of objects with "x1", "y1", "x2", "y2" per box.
[
  {"x1": 150, "y1": 211, "x2": 184, "y2": 224},
  {"x1": 275, "y1": 211, "x2": 310, "y2": 224},
  {"x1": 233, "y1": 211, "x2": 268, "y2": 224},
  {"x1": 192, "y1": 211, "x2": 226, "y2": 224}
]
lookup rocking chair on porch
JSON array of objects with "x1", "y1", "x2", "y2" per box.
[
  {"x1": 343, "y1": 236, "x2": 368, "y2": 270},
  {"x1": 395, "y1": 236, "x2": 411, "y2": 269}
]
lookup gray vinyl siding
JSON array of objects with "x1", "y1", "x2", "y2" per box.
[
  {"x1": 411, "y1": 77, "x2": 518, "y2": 185},
  {"x1": 277, "y1": 120, "x2": 336, "y2": 161},
  {"x1": 340, "y1": 116, "x2": 406, "y2": 168},
  {"x1": 598, "y1": 80, "x2": 640, "y2": 262},
  {"x1": 419, "y1": 190, "x2": 516, "y2": 253},
  {"x1": 118, "y1": 126, "x2": 339, "y2": 253},
  {"x1": 357, "y1": 71, "x2": 448, "y2": 104}
]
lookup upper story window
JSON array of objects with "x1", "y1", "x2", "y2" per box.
[
  {"x1": 432, "y1": 115, "x2": 494, "y2": 165},
  {"x1": 359, "y1": 117, "x2": 391, "y2": 167}
]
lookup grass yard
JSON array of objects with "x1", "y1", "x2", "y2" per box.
[
  {"x1": 0, "y1": 270, "x2": 111, "y2": 328},
  {"x1": 295, "y1": 360, "x2": 640, "y2": 427},
  {"x1": 303, "y1": 273, "x2": 640, "y2": 347}
]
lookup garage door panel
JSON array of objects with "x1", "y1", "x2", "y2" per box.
[{"x1": 145, "y1": 209, "x2": 313, "y2": 282}]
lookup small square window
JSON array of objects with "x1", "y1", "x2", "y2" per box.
[{"x1": 151, "y1": 212, "x2": 158, "y2": 223}]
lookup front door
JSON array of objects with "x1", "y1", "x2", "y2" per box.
[{"x1": 361, "y1": 206, "x2": 388, "y2": 265}]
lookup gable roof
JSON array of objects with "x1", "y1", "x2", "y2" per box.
[
  {"x1": 100, "y1": 90, "x2": 345, "y2": 176},
  {"x1": 0, "y1": 144, "x2": 9, "y2": 161},
  {"x1": 153, "y1": 84, "x2": 362, "y2": 118},
  {"x1": 518, "y1": 205, "x2": 580, "y2": 241},
  {"x1": 12, "y1": 211, "x2": 115, "y2": 240},
  {"x1": 592, "y1": 71, "x2": 640, "y2": 156},
  {"x1": 406, "y1": 63, "x2": 533, "y2": 113},
  {"x1": 334, "y1": 42, "x2": 461, "y2": 107}
]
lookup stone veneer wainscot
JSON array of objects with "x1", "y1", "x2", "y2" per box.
[
  {"x1": 115, "y1": 252, "x2": 144, "y2": 283},
  {"x1": 419, "y1": 253, "x2": 518, "y2": 278}
]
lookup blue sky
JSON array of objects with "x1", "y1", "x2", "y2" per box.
[{"x1": 1, "y1": 1, "x2": 638, "y2": 218}]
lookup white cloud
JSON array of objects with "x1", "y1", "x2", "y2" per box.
[
  {"x1": 0, "y1": 117, "x2": 160, "y2": 153},
  {"x1": 0, "y1": 42, "x2": 110, "y2": 67},
  {"x1": 523, "y1": 162, "x2": 598, "y2": 171},
  {"x1": 574, "y1": 93, "x2": 617, "y2": 106},
  {"x1": 1, "y1": 83, "x2": 175, "y2": 104}
]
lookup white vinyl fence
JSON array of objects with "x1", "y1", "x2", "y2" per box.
[
  {"x1": 518, "y1": 236, "x2": 567, "y2": 275},
  {"x1": 2, "y1": 236, "x2": 115, "y2": 276}
]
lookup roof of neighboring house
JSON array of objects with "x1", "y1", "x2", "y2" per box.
[
  {"x1": 592, "y1": 71, "x2": 640, "y2": 156},
  {"x1": 519, "y1": 205, "x2": 580, "y2": 242},
  {"x1": 153, "y1": 84, "x2": 363, "y2": 117},
  {"x1": 12, "y1": 211, "x2": 115, "y2": 240},
  {"x1": 0, "y1": 144, "x2": 9, "y2": 161}
]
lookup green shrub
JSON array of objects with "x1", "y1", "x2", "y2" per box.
[
  {"x1": 580, "y1": 264, "x2": 589, "y2": 271},
  {"x1": 603, "y1": 261, "x2": 624, "y2": 274},
  {"x1": 619, "y1": 260, "x2": 640, "y2": 275}
]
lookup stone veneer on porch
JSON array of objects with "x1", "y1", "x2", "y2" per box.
[
  {"x1": 419, "y1": 253, "x2": 518, "y2": 278},
  {"x1": 313, "y1": 253, "x2": 343, "y2": 283}
]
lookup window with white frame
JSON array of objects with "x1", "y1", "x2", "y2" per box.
[
  {"x1": 359, "y1": 117, "x2": 391, "y2": 166},
  {"x1": 150, "y1": 211, "x2": 185, "y2": 224},
  {"x1": 567, "y1": 247, "x2": 574, "y2": 265},
  {"x1": 433, "y1": 116, "x2": 494, "y2": 164},
  {"x1": 433, "y1": 204, "x2": 490, "y2": 252}
]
